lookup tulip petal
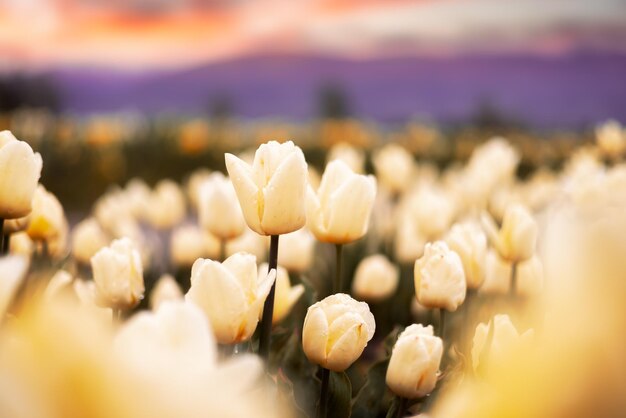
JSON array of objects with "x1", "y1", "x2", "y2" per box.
[
  {"x1": 326, "y1": 322, "x2": 367, "y2": 371},
  {"x1": 0, "y1": 141, "x2": 42, "y2": 219},
  {"x1": 305, "y1": 186, "x2": 328, "y2": 240},
  {"x1": 302, "y1": 305, "x2": 329, "y2": 366},
  {"x1": 325, "y1": 175, "x2": 376, "y2": 244},
  {"x1": 225, "y1": 153, "x2": 263, "y2": 234},
  {"x1": 222, "y1": 252, "x2": 258, "y2": 298}
]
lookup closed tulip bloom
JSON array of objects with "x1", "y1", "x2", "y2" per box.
[
  {"x1": 352, "y1": 254, "x2": 399, "y2": 302},
  {"x1": 414, "y1": 241, "x2": 466, "y2": 312},
  {"x1": 145, "y1": 180, "x2": 186, "y2": 229},
  {"x1": 406, "y1": 186, "x2": 456, "y2": 240},
  {"x1": 327, "y1": 142, "x2": 365, "y2": 173},
  {"x1": 372, "y1": 143, "x2": 415, "y2": 193},
  {"x1": 0, "y1": 130, "x2": 43, "y2": 219},
  {"x1": 225, "y1": 140, "x2": 308, "y2": 236},
  {"x1": 124, "y1": 178, "x2": 151, "y2": 220},
  {"x1": 445, "y1": 221, "x2": 488, "y2": 289},
  {"x1": 26, "y1": 185, "x2": 67, "y2": 242},
  {"x1": 471, "y1": 314, "x2": 534, "y2": 372},
  {"x1": 482, "y1": 204, "x2": 538, "y2": 263},
  {"x1": 91, "y1": 237, "x2": 145, "y2": 310},
  {"x1": 596, "y1": 120, "x2": 626, "y2": 159},
  {"x1": 480, "y1": 250, "x2": 510, "y2": 295},
  {"x1": 185, "y1": 252, "x2": 276, "y2": 344},
  {"x1": 71, "y1": 218, "x2": 109, "y2": 264},
  {"x1": 276, "y1": 228, "x2": 315, "y2": 273},
  {"x1": 170, "y1": 224, "x2": 214, "y2": 268},
  {"x1": 225, "y1": 228, "x2": 268, "y2": 261},
  {"x1": 306, "y1": 160, "x2": 376, "y2": 244},
  {"x1": 150, "y1": 274, "x2": 183, "y2": 310},
  {"x1": 386, "y1": 324, "x2": 443, "y2": 399},
  {"x1": 302, "y1": 293, "x2": 375, "y2": 371},
  {"x1": 198, "y1": 172, "x2": 246, "y2": 240},
  {"x1": 259, "y1": 263, "x2": 304, "y2": 324}
]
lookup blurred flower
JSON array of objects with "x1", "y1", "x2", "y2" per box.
[
  {"x1": 372, "y1": 143, "x2": 414, "y2": 193},
  {"x1": 277, "y1": 228, "x2": 315, "y2": 273},
  {"x1": 226, "y1": 228, "x2": 268, "y2": 261},
  {"x1": 479, "y1": 250, "x2": 510, "y2": 295},
  {"x1": 517, "y1": 256, "x2": 544, "y2": 297},
  {"x1": 73, "y1": 279, "x2": 113, "y2": 321},
  {"x1": 445, "y1": 221, "x2": 487, "y2": 290},
  {"x1": 170, "y1": 224, "x2": 217, "y2": 268},
  {"x1": 302, "y1": 293, "x2": 375, "y2": 371},
  {"x1": 386, "y1": 324, "x2": 443, "y2": 399},
  {"x1": 26, "y1": 185, "x2": 67, "y2": 243},
  {"x1": 149, "y1": 274, "x2": 183, "y2": 311},
  {"x1": 0, "y1": 130, "x2": 42, "y2": 219},
  {"x1": 144, "y1": 180, "x2": 186, "y2": 229},
  {"x1": 198, "y1": 172, "x2": 246, "y2": 240},
  {"x1": 186, "y1": 168, "x2": 212, "y2": 210},
  {"x1": 2, "y1": 214, "x2": 30, "y2": 234},
  {"x1": 327, "y1": 142, "x2": 365, "y2": 173},
  {"x1": 259, "y1": 263, "x2": 304, "y2": 324},
  {"x1": 404, "y1": 185, "x2": 456, "y2": 240},
  {"x1": 91, "y1": 237, "x2": 145, "y2": 310},
  {"x1": 352, "y1": 254, "x2": 399, "y2": 302},
  {"x1": 9, "y1": 231, "x2": 34, "y2": 257},
  {"x1": 225, "y1": 140, "x2": 308, "y2": 236},
  {"x1": 306, "y1": 160, "x2": 376, "y2": 244},
  {"x1": 43, "y1": 270, "x2": 73, "y2": 302},
  {"x1": 414, "y1": 241, "x2": 466, "y2": 312},
  {"x1": 482, "y1": 204, "x2": 537, "y2": 263},
  {"x1": 93, "y1": 189, "x2": 134, "y2": 234},
  {"x1": 471, "y1": 314, "x2": 534, "y2": 372},
  {"x1": 71, "y1": 218, "x2": 109, "y2": 265},
  {"x1": 596, "y1": 120, "x2": 626, "y2": 160},
  {"x1": 186, "y1": 252, "x2": 276, "y2": 344},
  {"x1": 124, "y1": 178, "x2": 151, "y2": 220},
  {"x1": 0, "y1": 255, "x2": 28, "y2": 316},
  {"x1": 394, "y1": 212, "x2": 427, "y2": 263}
]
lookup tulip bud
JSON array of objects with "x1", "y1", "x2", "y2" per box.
[
  {"x1": 404, "y1": 186, "x2": 456, "y2": 240},
  {"x1": 306, "y1": 160, "x2": 376, "y2": 244},
  {"x1": 471, "y1": 314, "x2": 534, "y2": 372},
  {"x1": 276, "y1": 228, "x2": 315, "y2": 273},
  {"x1": 480, "y1": 250, "x2": 510, "y2": 295},
  {"x1": 225, "y1": 228, "x2": 268, "y2": 261},
  {"x1": 225, "y1": 140, "x2": 308, "y2": 236},
  {"x1": 482, "y1": 204, "x2": 538, "y2": 263},
  {"x1": 445, "y1": 221, "x2": 487, "y2": 289},
  {"x1": 186, "y1": 168, "x2": 212, "y2": 209},
  {"x1": 91, "y1": 237, "x2": 145, "y2": 310},
  {"x1": 170, "y1": 224, "x2": 218, "y2": 268},
  {"x1": 185, "y1": 252, "x2": 276, "y2": 344},
  {"x1": 327, "y1": 142, "x2": 365, "y2": 173},
  {"x1": 93, "y1": 189, "x2": 133, "y2": 234},
  {"x1": 198, "y1": 172, "x2": 246, "y2": 240},
  {"x1": 0, "y1": 130, "x2": 42, "y2": 219},
  {"x1": 150, "y1": 274, "x2": 183, "y2": 310},
  {"x1": 414, "y1": 241, "x2": 466, "y2": 312},
  {"x1": 145, "y1": 180, "x2": 186, "y2": 229},
  {"x1": 596, "y1": 120, "x2": 626, "y2": 160},
  {"x1": 352, "y1": 254, "x2": 399, "y2": 302},
  {"x1": 258, "y1": 263, "x2": 304, "y2": 324},
  {"x1": 372, "y1": 143, "x2": 414, "y2": 193},
  {"x1": 302, "y1": 293, "x2": 375, "y2": 371},
  {"x1": 26, "y1": 185, "x2": 67, "y2": 243},
  {"x1": 124, "y1": 178, "x2": 151, "y2": 220},
  {"x1": 386, "y1": 324, "x2": 443, "y2": 398},
  {"x1": 71, "y1": 218, "x2": 109, "y2": 265}
]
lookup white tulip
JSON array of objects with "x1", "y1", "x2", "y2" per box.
[
  {"x1": 482, "y1": 204, "x2": 538, "y2": 263},
  {"x1": 225, "y1": 228, "x2": 268, "y2": 261},
  {"x1": 71, "y1": 218, "x2": 109, "y2": 264},
  {"x1": 0, "y1": 130, "x2": 42, "y2": 219},
  {"x1": 26, "y1": 185, "x2": 67, "y2": 242},
  {"x1": 91, "y1": 237, "x2": 145, "y2": 310},
  {"x1": 445, "y1": 221, "x2": 487, "y2": 289},
  {"x1": 225, "y1": 140, "x2": 308, "y2": 236},
  {"x1": 414, "y1": 241, "x2": 466, "y2": 312},
  {"x1": 306, "y1": 160, "x2": 376, "y2": 244},
  {"x1": 352, "y1": 254, "x2": 399, "y2": 302},
  {"x1": 145, "y1": 180, "x2": 186, "y2": 229},
  {"x1": 259, "y1": 263, "x2": 304, "y2": 324},
  {"x1": 170, "y1": 224, "x2": 216, "y2": 268},
  {"x1": 386, "y1": 324, "x2": 443, "y2": 398},
  {"x1": 276, "y1": 228, "x2": 315, "y2": 273},
  {"x1": 327, "y1": 142, "x2": 365, "y2": 173},
  {"x1": 302, "y1": 293, "x2": 375, "y2": 371},
  {"x1": 149, "y1": 274, "x2": 183, "y2": 310},
  {"x1": 372, "y1": 143, "x2": 415, "y2": 193},
  {"x1": 185, "y1": 252, "x2": 276, "y2": 344},
  {"x1": 198, "y1": 172, "x2": 246, "y2": 240}
]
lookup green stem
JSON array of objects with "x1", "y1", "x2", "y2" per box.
[
  {"x1": 258, "y1": 235, "x2": 279, "y2": 360},
  {"x1": 439, "y1": 308, "x2": 446, "y2": 339},
  {"x1": 334, "y1": 244, "x2": 343, "y2": 293},
  {"x1": 509, "y1": 262, "x2": 518, "y2": 297},
  {"x1": 219, "y1": 238, "x2": 227, "y2": 262},
  {"x1": 317, "y1": 367, "x2": 330, "y2": 418},
  {"x1": 395, "y1": 396, "x2": 408, "y2": 418}
]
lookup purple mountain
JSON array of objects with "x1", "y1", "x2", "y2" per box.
[{"x1": 50, "y1": 51, "x2": 626, "y2": 128}]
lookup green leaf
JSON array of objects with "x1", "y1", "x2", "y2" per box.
[
  {"x1": 327, "y1": 371, "x2": 352, "y2": 418},
  {"x1": 351, "y1": 360, "x2": 390, "y2": 418}
]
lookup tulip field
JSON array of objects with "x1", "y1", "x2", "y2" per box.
[{"x1": 0, "y1": 116, "x2": 625, "y2": 418}]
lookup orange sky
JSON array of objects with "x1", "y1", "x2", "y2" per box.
[{"x1": 0, "y1": 0, "x2": 624, "y2": 70}]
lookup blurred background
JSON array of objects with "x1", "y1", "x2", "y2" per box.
[{"x1": 1, "y1": 0, "x2": 625, "y2": 211}]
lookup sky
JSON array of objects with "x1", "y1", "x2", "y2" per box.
[{"x1": 1, "y1": 0, "x2": 625, "y2": 70}]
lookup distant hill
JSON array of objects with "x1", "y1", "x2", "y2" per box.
[{"x1": 49, "y1": 51, "x2": 626, "y2": 128}]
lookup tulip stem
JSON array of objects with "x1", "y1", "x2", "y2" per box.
[
  {"x1": 258, "y1": 234, "x2": 279, "y2": 360},
  {"x1": 317, "y1": 367, "x2": 330, "y2": 418},
  {"x1": 394, "y1": 396, "x2": 408, "y2": 418},
  {"x1": 334, "y1": 244, "x2": 343, "y2": 293},
  {"x1": 439, "y1": 308, "x2": 446, "y2": 339},
  {"x1": 2, "y1": 233, "x2": 9, "y2": 255},
  {"x1": 219, "y1": 239, "x2": 227, "y2": 262},
  {"x1": 509, "y1": 262, "x2": 518, "y2": 297}
]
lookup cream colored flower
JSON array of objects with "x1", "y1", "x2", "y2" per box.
[
  {"x1": 277, "y1": 228, "x2": 315, "y2": 273},
  {"x1": 3, "y1": 214, "x2": 30, "y2": 234},
  {"x1": 0, "y1": 255, "x2": 29, "y2": 317},
  {"x1": 225, "y1": 228, "x2": 268, "y2": 261},
  {"x1": 43, "y1": 270, "x2": 73, "y2": 302},
  {"x1": 482, "y1": 204, "x2": 537, "y2": 263},
  {"x1": 225, "y1": 140, "x2": 308, "y2": 236},
  {"x1": 480, "y1": 250, "x2": 510, "y2": 295},
  {"x1": 414, "y1": 241, "x2": 466, "y2": 312},
  {"x1": 445, "y1": 221, "x2": 487, "y2": 289},
  {"x1": 596, "y1": 120, "x2": 626, "y2": 159},
  {"x1": 386, "y1": 324, "x2": 443, "y2": 398},
  {"x1": 372, "y1": 143, "x2": 415, "y2": 193},
  {"x1": 259, "y1": 263, "x2": 304, "y2": 324},
  {"x1": 71, "y1": 218, "x2": 110, "y2": 264},
  {"x1": 144, "y1": 180, "x2": 186, "y2": 229},
  {"x1": 91, "y1": 237, "x2": 145, "y2": 310},
  {"x1": 170, "y1": 224, "x2": 215, "y2": 268},
  {"x1": 9, "y1": 231, "x2": 34, "y2": 257},
  {"x1": 26, "y1": 185, "x2": 67, "y2": 242},
  {"x1": 198, "y1": 172, "x2": 246, "y2": 240},
  {"x1": 327, "y1": 142, "x2": 365, "y2": 173},
  {"x1": 302, "y1": 293, "x2": 375, "y2": 371},
  {"x1": 306, "y1": 160, "x2": 376, "y2": 244},
  {"x1": 185, "y1": 252, "x2": 276, "y2": 344},
  {"x1": 352, "y1": 254, "x2": 399, "y2": 302},
  {"x1": 186, "y1": 168, "x2": 212, "y2": 209},
  {"x1": 517, "y1": 256, "x2": 544, "y2": 297},
  {"x1": 149, "y1": 274, "x2": 183, "y2": 310},
  {"x1": 0, "y1": 130, "x2": 42, "y2": 219}
]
